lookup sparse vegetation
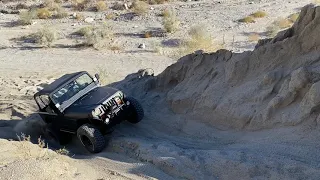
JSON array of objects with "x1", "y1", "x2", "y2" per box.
[
  {"x1": 75, "y1": 13, "x2": 84, "y2": 21},
  {"x1": 37, "y1": 8, "x2": 52, "y2": 19},
  {"x1": 55, "y1": 147, "x2": 69, "y2": 155},
  {"x1": 132, "y1": 1, "x2": 149, "y2": 16},
  {"x1": 19, "y1": 9, "x2": 37, "y2": 25},
  {"x1": 161, "y1": 9, "x2": 171, "y2": 17},
  {"x1": 274, "y1": 18, "x2": 292, "y2": 29},
  {"x1": 288, "y1": 13, "x2": 299, "y2": 23},
  {"x1": 162, "y1": 10, "x2": 180, "y2": 33},
  {"x1": 53, "y1": 6, "x2": 68, "y2": 19},
  {"x1": 81, "y1": 24, "x2": 114, "y2": 50},
  {"x1": 76, "y1": 26, "x2": 94, "y2": 36},
  {"x1": 178, "y1": 25, "x2": 219, "y2": 55},
  {"x1": 95, "y1": 1, "x2": 107, "y2": 11},
  {"x1": 105, "y1": 13, "x2": 116, "y2": 20},
  {"x1": 238, "y1": 16, "x2": 255, "y2": 23},
  {"x1": 28, "y1": 27, "x2": 57, "y2": 47},
  {"x1": 251, "y1": 11, "x2": 267, "y2": 18},
  {"x1": 266, "y1": 25, "x2": 280, "y2": 37},
  {"x1": 72, "y1": 0, "x2": 91, "y2": 11},
  {"x1": 111, "y1": 2, "x2": 125, "y2": 10}
]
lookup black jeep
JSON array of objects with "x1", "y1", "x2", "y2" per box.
[{"x1": 34, "y1": 71, "x2": 144, "y2": 153}]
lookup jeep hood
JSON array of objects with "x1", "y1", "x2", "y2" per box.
[{"x1": 63, "y1": 86, "x2": 120, "y2": 119}]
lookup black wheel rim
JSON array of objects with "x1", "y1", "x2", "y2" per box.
[{"x1": 80, "y1": 135, "x2": 94, "y2": 151}]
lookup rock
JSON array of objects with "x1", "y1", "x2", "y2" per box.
[
  {"x1": 300, "y1": 81, "x2": 320, "y2": 117},
  {"x1": 84, "y1": 17, "x2": 94, "y2": 23},
  {"x1": 124, "y1": 3, "x2": 129, "y2": 10},
  {"x1": 31, "y1": 21, "x2": 37, "y2": 25},
  {"x1": 138, "y1": 43, "x2": 146, "y2": 49},
  {"x1": 150, "y1": 7, "x2": 154, "y2": 10},
  {"x1": 72, "y1": 12, "x2": 77, "y2": 18},
  {"x1": 289, "y1": 67, "x2": 309, "y2": 92}
]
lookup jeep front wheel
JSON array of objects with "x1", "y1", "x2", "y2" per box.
[
  {"x1": 125, "y1": 96, "x2": 144, "y2": 124},
  {"x1": 77, "y1": 124, "x2": 106, "y2": 153}
]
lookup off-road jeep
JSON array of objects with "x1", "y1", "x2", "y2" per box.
[{"x1": 34, "y1": 71, "x2": 144, "y2": 153}]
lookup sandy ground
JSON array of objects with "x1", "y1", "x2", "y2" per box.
[{"x1": 1, "y1": 0, "x2": 320, "y2": 180}]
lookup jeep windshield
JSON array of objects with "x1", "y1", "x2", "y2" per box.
[{"x1": 51, "y1": 73, "x2": 94, "y2": 105}]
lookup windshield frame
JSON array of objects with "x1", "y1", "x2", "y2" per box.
[{"x1": 49, "y1": 72, "x2": 99, "y2": 112}]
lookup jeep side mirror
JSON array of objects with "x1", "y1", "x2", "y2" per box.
[{"x1": 94, "y1": 73, "x2": 100, "y2": 81}]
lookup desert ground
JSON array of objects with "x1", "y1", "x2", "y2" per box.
[{"x1": 1, "y1": 0, "x2": 320, "y2": 179}]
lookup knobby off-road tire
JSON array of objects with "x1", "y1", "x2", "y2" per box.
[
  {"x1": 77, "y1": 124, "x2": 106, "y2": 153},
  {"x1": 125, "y1": 96, "x2": 144, "y2": 124},
  {"x1": 45, "y1": 124, "x2": 72, "y2": 145}
]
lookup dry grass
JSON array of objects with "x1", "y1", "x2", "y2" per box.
[
  {"x1": 19, "y1": 9, "x2": 37, "y2": 25},
  {"x1": 132, "y1": 1, "x2": 149, "y2": 16},
  {"x1": 72, "y1": 0, "x2": 91, "y2": 11},
  {"x1": 105, "y1": 13, "x2": 116, "y2": 20},
  {"x1": 37, "y1": 8, "x2": 52, "y2": 19},
  {"x1": 250, "y1": 11, "x2": 267, "y2": 18},
  {"x1": 266, "y1": 25, "x2": 280, "y2": 37},
  {"x1": 81, "y1": 24, "x2": 114, "y2": 50},
  {"x1": 248, "y1": 33, "x2": 260, "y2": 42},
  {"x1": 76, "y1": 26, "x2": 94, "y2": 36},
  {"x1": 266, "y1": 17, "x2": 294, "y2": 37},
  {"x1": 75, "y1": 13, "x2": 84, "y2": 21},
  {"x1": 238, "y1": 16, "x2": 255, "y2": 23},
  {"x1": 95, "y1": 1, "x2": 107, "y2": 11},
  {"x1": 30, "y1": 27, "x2": 56, "y2": 47},
  {"x1": 53, "y1": 6, "x2": 68, "y2": 19},
  {"x1": 111, "y1": 2, "x2": 126, "y2": 10},
  {"x1": 288, "y1": 13, "x2": 299, "y2": 23},
  {"x1": 162, "y1": 10, "x2": 180, "y2": 33},
  {"x1": 178, "y1": 25, "x2": 220, "y2": 56},
  {"x1": 55, "y1": 147, "x2": 69, "y2": 155},
  {"x1": 274, "y1": 18, "x2": 292, "y2": 29},
  {"x1": 161, "y1": 9, "x2": 170, "y2": 17}
]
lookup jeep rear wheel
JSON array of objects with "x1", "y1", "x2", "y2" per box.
[
  {"x1": 125, "y1": 96, "x2": 144, "y2": 124},
  {"x1": 77, "y1": 124, "x2": 106, "y2": 153}
]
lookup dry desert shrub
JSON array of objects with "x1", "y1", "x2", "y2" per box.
[
  {"x1": 178, "y1": 25, "x2": 220, "y2": 55},
  {"x1": 75, "y1": 13, "x2": 84, "y2": 20},
  {"x1": 11, "y1": 3, "x2": 29, "y2": 10},
  {"x1": 54, "y1": 7, "x2": 68, "y2": 19},
  {"x1": 162, "y1": 9, "x2": 180, "y2": 33},
  {"x1": 105, "y1": 13, "x2": 116, "y2": 20},
  {"x1": 37, "y1": 8, "x2": 52, "y2": 19},
  {"x1": 132, "y1": 1, "x2": 149, "y2": 15},
  {"x1": 274, "y1": 18, "x2": 292, "y2": 29},
  {"x1": 248, "y1": 33, "x2": 260, "y2": 42},
  {"x1": 238, "y1": 16, "x2": 255, "y2": 23},
  {"x1": 72, "y1": 0, "x2": 92, "y2": 11},
  {"x1": 19, "y1": 9, "x2": 37, "y2": 25},
  {"x1": 76, "y1": 26, "x2": 94, "y2": 36},
  {"x1": 95, "y1": 1, "x2": 107, "y2": 11},
  {"x1": 161, "y1": 9, "x2": 170, "y2": 17},
  {"x1": 80, "y1": 24, "x2": 114, "y2": 50},
  {"x1": 250, "y1": 11, "x2": 267, "y2": 18},
  {"x1": 265, "y1": 18, "x2": 292, "y2": 37},
  {"x1": 288, "y1": 13, "x2": 299, "y2": 23},
  {"x1": 30, "y1": 27, "x2": 57, "y2": 47},
  {"x1": 111, "y1": 2, "x2": 126, "y2": 10}
]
